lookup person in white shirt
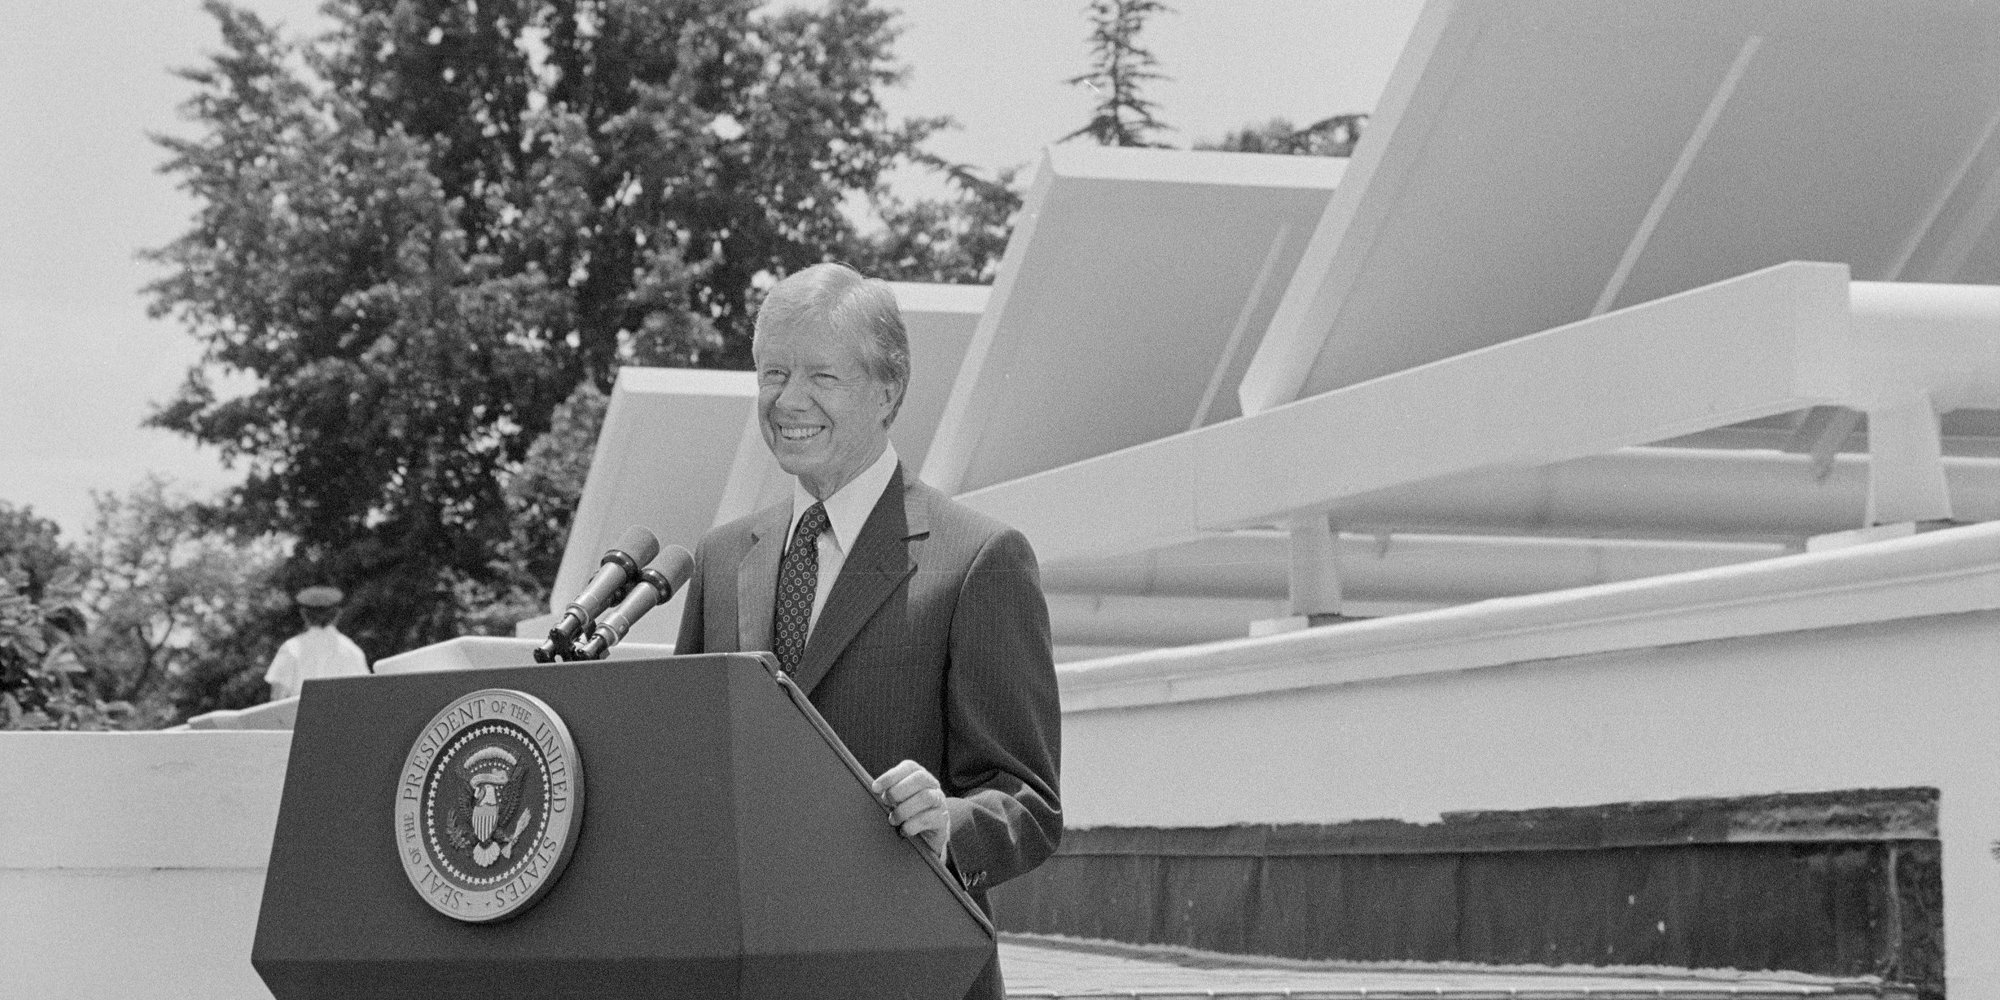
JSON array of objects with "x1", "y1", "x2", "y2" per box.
[{"x1": 264, "y1": 585, "x2": 370, "y2": 700}]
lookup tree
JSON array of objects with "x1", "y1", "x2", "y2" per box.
[
  {"x1": 1198, "y1": 113, "x2": 1368, "y2": 157},
  {"x1": 455, "y1": 379, "x2": 613, "y2": 636},
  {"x1": 1062, "y1": 0, "x2": 1174, "y2": 148},
  {"x1": 848, "y1": 161, "x2": 1023, "y2": 284},
  {"x1": 0, "y1": 502, "x2": 96, "y2": 730},
  {"x1": 0, "y1": 581, "x2": 95, "y2": 730},
  {"x1": 0, "y1": 503, "x2": 75, "y2": 605},
  {"x1": 73, "y1": 477, "x2": 287, "y2": 726},
  {"x1": 148, "y1": 0, "x2": 944, "y2": 660},
  {"x1": 170, "y1": 591, "x2": 294, "y2": 722}
]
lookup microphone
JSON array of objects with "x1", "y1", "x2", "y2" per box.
[
  {"x1": 535, "y1": 526, "x2": 660, "y2": 663},
  {"x1": 574, "y1": 545, "x2": 695, "y2": 660}
]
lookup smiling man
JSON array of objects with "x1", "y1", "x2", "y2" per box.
[{"x1": 674, "y1": 262, "x2": 1062, "y2": 1000}]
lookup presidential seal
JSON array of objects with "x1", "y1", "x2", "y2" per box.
[{"x1": 394, "y1": 688, "x2": 583, "y2": 923}]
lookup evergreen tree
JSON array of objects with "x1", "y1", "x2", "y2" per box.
[{"x1": 1062, "y1": 0, "x2": 1174, "y2": 148}]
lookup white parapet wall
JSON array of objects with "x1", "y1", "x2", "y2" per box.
[
  {"x1": 1056, "y1": 521, "x2": 2000, "y2": 996},
  {"x1": 2, "y1": 637, "x2": 681, "y2": 1000},
  {"x1": 2, "y1": 730, "x2": 291, "y2": 1000}
]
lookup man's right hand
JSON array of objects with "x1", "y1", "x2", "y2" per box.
[{"x1": 870, "y1": 759, "x2": 951, "y2": 859}]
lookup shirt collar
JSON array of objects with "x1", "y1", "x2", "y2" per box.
[{"x1": 788, "y1": 443, "x2": 899, "y2": 555}]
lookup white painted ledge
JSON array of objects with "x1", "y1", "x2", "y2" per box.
[
  {"x1": 1058, "y1": 520, "x2": 2000, "y2": 712},
  {"x1": 374, "y1": 635, "x2": 676, "y2": 675},
  {"x1": 1, "y1": 730, "x2": 292, "y2": 870},
  {"x1": 185, "y1": 696, "x2": 299, "y2": 731},
  {"x1": 176, "y1": 638, "x2": 685, "y2": 734}
]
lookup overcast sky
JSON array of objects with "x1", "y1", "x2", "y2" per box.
[{"x1": 0, "y1": 0, "x2": 1421, "y2": 537}]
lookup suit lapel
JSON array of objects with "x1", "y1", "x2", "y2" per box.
[
  {"x1": 790, "y1": 466, "x2": 929, "y2": 696},
  {"x1": 735, "y1": 503, "x2": 790, "y2": 655}
]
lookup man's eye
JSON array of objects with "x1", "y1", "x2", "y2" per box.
[
  {"x1": 812, "y1": 372, "x2": 841, "y2": 386},
  {"x1": 758, "y1": 370, "x2": 787, "y2": 386}
]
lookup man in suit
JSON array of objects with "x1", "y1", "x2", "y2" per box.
[{"x1": 675, "y1": 262, "x2": 1061, "y2": 1000}]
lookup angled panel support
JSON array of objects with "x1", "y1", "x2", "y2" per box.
[{"x1": 964, "y1": 262, "x2": 1853, "y2": 564}]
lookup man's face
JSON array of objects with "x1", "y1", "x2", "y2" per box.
[{"x1": 754, "y1": 316, "x2": 899, "y2": 499}]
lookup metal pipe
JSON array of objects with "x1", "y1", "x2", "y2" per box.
[
  {"x1": 1318, "y1": 446, "x2": 2000, "y2": 542},
  {"x1": 1043, "y1": 530, "x2": 1789, "y2": 604}
]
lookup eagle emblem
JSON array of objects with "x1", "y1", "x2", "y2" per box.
[
  {"x1": 396, "y1": 688, "x2": 584, "y2": 923},
  {"x1": 450, "y1": 745, "x2": 534, "y2": 867}
]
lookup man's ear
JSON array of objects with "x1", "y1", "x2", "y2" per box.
[{"x1": 882, "y1": 378, "x2": 907, "y2": 427}]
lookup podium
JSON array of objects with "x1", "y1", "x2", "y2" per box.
[{"x1": 252, "y1": 654, "x2": 994, "y2": 999}]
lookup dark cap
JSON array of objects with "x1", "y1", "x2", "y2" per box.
[{"x1": 295, "y1": 585, "x2": 344, "y2": 608}]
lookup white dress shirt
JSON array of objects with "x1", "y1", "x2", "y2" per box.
[{"x1": 786, "y1": 443, "x2": 900, "y2": 638}]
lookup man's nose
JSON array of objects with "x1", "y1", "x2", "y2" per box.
[{"x1": 770, "y1": 378, "x2": 812, "y2": 411}]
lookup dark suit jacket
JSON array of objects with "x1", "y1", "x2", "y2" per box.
[{"x1": 676, "y1": 464, "x2": 1062, "y2": 1000}]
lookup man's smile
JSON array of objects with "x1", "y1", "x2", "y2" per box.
[{"x1": 777, "y1": 424, "x2": 824, "y2": 442}]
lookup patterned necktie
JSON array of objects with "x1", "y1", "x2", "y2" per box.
[{"x1": 773, "y1": 502, "x2": 829, "y2": 673}]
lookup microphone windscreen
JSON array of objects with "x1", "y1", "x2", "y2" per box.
[
  {"x1": 612, "y1": 525, "x2": 661, "y2": 566},
  {"x1": 656, "y1": 544, "x2": 696, "y2": 592}
]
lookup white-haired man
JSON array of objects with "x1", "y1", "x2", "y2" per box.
[{"x1": 675, "y1": 262, "x2": 1061, "y2": 1000}]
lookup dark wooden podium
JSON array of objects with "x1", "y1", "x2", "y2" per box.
[{"x1": 252, "y1": 654, "x2": 994, "y2": 999}]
